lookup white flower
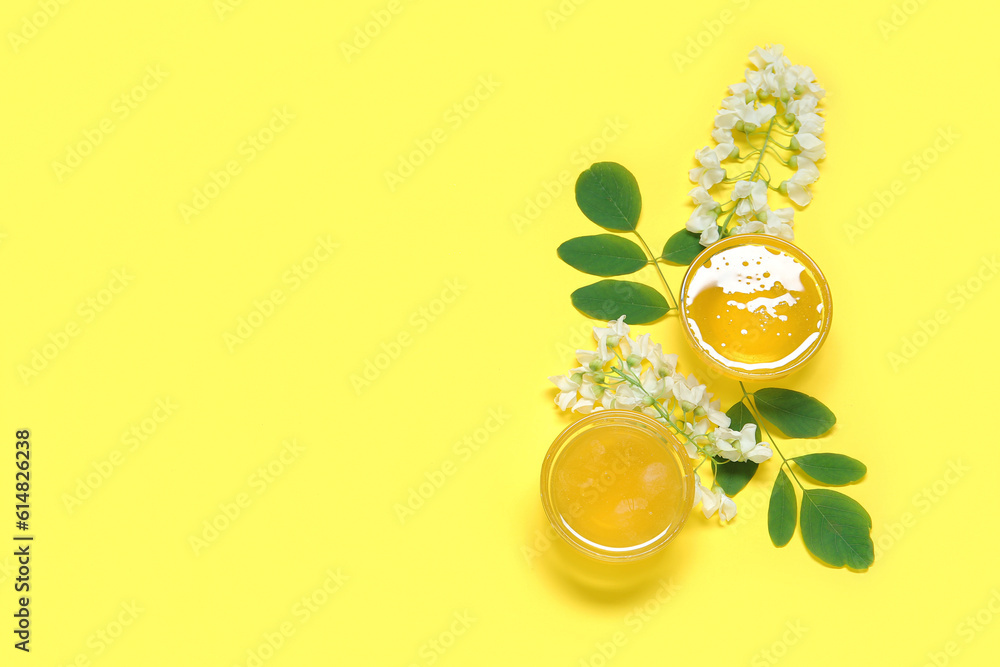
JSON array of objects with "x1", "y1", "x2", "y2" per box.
[
  {"x1": 575, "y1": 347, "x2": 611, "y2": 371},
  {"x1": 785, "y1": 157, "x2": 819, "y2": 206},
  {"x1": 732, "y1": 179, "x2": 769, "y2": 216},
  {"x1": 686, "y1": 205, "x2": 718, "y2": 236},
  {"x1": 695, "y1": 474, "x2": 737, "y2": 521},
  {"x1": 698, "y1": 223, "x2": 720, "y2": 247},
  {"x1": 797, "y1": 112, "x2": 824, "y2": 136},
  {"x1": 689, "y1": 186, "x2": 720, "y2": 208},
  {"x1": 762, "y1": 207, "x2": 795, "y2": 239},
  {"x1": 612, "y1": 385, "x2": 642, "y2": 410},
  {"x1": 701, "y1": 398, "x2": 731, "y2": 428},
  {"x1": 689, "y1": 146, "x2": 728, "y2": 189},
  {"x1": 748, "y1": 44, "x2": 790, "y2": 70},
  {"x1": 794, "y1": 131, "x2": 826, "y2": 161},
  {"x1": 621, "y1": 333, "x2": 652, "y2": 365},
  {"x1": 549, "y1": 374, "x2": 580, "y2": 411},
  {"x1": 593, "y1": 316, "x2": 629, "y2": 350},
  {"x1": 647, "y1": 344, "x2": 678, "y2": 378},
  {"x1": 717, "y1": 96, "x2": 776, "y2": 131},
  {"x1": 673, "y1": 375, "x2": 706, "y2": 411}
]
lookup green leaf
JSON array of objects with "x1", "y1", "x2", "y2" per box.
[
  {"x1": 711, "y1": 401, "x2": 760, "y2": 495},
  {"x1": 792, "y1": 454, "x2": 867, "y2": 486},
  {"x1": 800, "y1": 489, "x2": 874, "y2": 569},
  {"x1": 661, "y1": 229, "x2": 705, "y2": 265},
  {"x1": 768, "y1": 469, "x2": 797, "y2": 547},
  {"x1": 570, "y1": 280, "x2": 670, "y2": 324},
  {"x1": 574, "y1": 162, "x2": 642, "y2": 232},
  {"x1": 753, "y1": 388, "x2": 837, "y2": 438},
  {"x1": 557, "y1": 235, "x2": 648, "y2": 277}
]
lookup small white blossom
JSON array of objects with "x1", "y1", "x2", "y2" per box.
[
  {"x1": 785, "y1": 157, "x2": 820, "y2": 206},
  {"x1": 695, "y1": 474, "x2": 738, "y2": 522},
  {"x1": 732, "y1": 179, "x2": 769, "y2": 217},
  {"x1": 795, "y1": 131, "x2": 826, "y2": 161},
  {"x1": 689, "y1": 146, "x2": 728, "y2": 190}
]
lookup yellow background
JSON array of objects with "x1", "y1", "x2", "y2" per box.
[{"x1": 2, "y1": 0, "x2": 998, "y2": 665}]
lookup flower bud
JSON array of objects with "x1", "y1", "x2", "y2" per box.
[
  {"x1": 570, "y1": 372, "x2": 584, "y2": 385},
  {"x1": 794, "y1": 83, "x2": 804, "y2": 95},
  {"x1": 593, "y1": 385, "x2": 605, "y2": 398},
  {"x1": 744, "y1": 91, "x2": 755, "y2": 103},
  {"x1": 588, "y1": 358, "x2": 603, "y2": 372},
  {"x1": 693, "y1": 406, "x2": 707, "y2": 418},
  {"x1": 783, "y1": 112, "x2": 795, "y2": 125},
  {"x1": 626, "y1": 353, "x2": 643, "y2": 367},
  {"x1": 779, "y1": 90, "x2": 790, "y2": 103},
  {"x1": 642, "y1": 395, "x2": 655, "y2": 407},
  {"x1": 591, "y1": 371, "x2": 605, "y2": 384},
  {"x1": 680, "y1": 400, "x2": 696, "y2": 413},
  {"x1": 734, "y1": 120, "x2": 745, "y2": 132},
  {"x1": 606, "y1": 334, "x2": 620, "y2": 348},
  {"x1": 743, "y1": 123, "x2": 758, "y2": 133},
  {"x1": 794, "y1": 119, "x2": 802, "y2": 132},
  {"x1": 777, "y1": 181, "x2": 788, "y2": 196},
  {"x1": 789, "y1": 136, "x2": 800, "y2": 152},
  {"x1": 787, "y1": 155, "x2": 798, "y2": 169},
  {"x1": 728, "y1": 145, "x2": 741, "y2": 160}
]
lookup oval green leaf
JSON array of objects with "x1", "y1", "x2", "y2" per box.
[
  {"x1": 661, "y1": 229, "x2": 705, "y2": 265},
  {"x1": 753, "y1": 388, "x2": 836, "y2": 438},
  {"x1": 800, "y1": 489, "x2": 874, "y2": 569},
  {"x1": 557, "y1": 235, "x2": 648, "y2": 277},
  {"x1": 768, "y1": 469, "x2": 797, "y2": 547},
  {"x1": 570, "y1": 280, "x2": 670, "y2": 324},
  {"x1": 792, "y1": 453, "x2": 867, "y2": 486},
  {"x1": 575, "y1": 162, "x2": 642, "y2": 232},
  {"x1": 711, "y1": 401, "x2": 760, "y2": 496}
]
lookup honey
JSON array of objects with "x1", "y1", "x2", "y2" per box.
[
  {"x1": 680, "y1": 235, "x2": 832, "y2": 380},
  {"x1": 540, "y1": 411, "x2": 693, "y2": 561}
]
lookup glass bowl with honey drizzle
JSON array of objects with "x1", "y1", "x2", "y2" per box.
[{"x1": 679, "y1": 235, "x2": 832, "y2": 381}]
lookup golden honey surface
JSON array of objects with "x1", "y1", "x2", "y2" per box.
[
  {"x1": 684, "y1": 244, "x2": 826, "y2": 373},
  {"x1": 550, "y1": 424, "x2": 686, "y2": 551}
]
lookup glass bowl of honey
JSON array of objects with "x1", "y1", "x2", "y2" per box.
[
  {"x1": 540, "y1": 410, "x2": 695, "y2": 562},
  {"x1": 679, "y1": 235, "x2": 832, "y2": 381}
]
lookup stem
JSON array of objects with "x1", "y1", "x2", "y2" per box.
[
  {"x1": 631, "y1": 231, "x2": 678, "y2": 310},
  {"x1": 738, "y1": 381, "x2": 807, "y2": 491},
  {"x1": 717, "y1": 118, "x2": 777, "y2": 235}
]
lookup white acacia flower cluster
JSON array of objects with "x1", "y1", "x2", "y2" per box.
[
  {"x1": 686, "y1": 44, "x2": 826, "y2": 247},
  {"x1": 548, "y1": 316, "x2": 773, "y2": 522}
]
